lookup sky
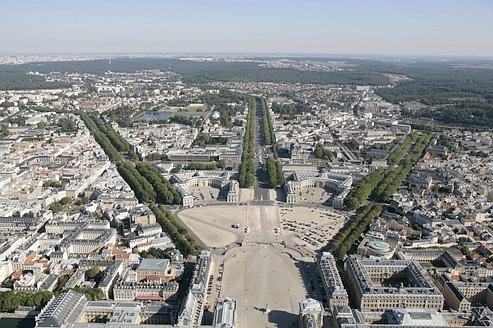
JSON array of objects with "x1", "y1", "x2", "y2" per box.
[{"x1": 0, "y1": 0, "x2": 492, "y2": 56}]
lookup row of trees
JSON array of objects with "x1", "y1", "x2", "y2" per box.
[
  {"x1": 260, "y1": 97, "x2": 276, "y2": 146},
  {"x1": 135, "y1": 162, "x2": 182, "y2": 205},
  {"x1": 324, "y1": 203, "x2": 382, "y2": 260},
  {"x1": 265, "y1": 157, "x2": 285, "y2": 188},
  {"x1": 259, "y1": 97, "x2": 284, "y2": 189},
  {"x1": 371, "y1": 133, "x2": 432, "y2": 202},
  {"x1": 386, "y1": 132, "x2": 419, "y2": 165},
  {"x1": 344, "y1": 132, "x2": 431, "y2": 209},
  {"x1": 149, "y1": 204, "x2": 201, "y2": 257},
  {"x1": 117, "y1": 162, "x2": 156, "y2": 203},
  {"x1": 81, "y1": 112, "x2": 181, "y2": 205},
  {"x1": 89, "y1": 114, "x2": 139, "y2": 160},
  {"x1": 79, "y1": 112, "x2": 124, "y2": 162},
  {"x1": 238, "y1": 98, "x2": 256, "y2": 188},
  {"x1": 344, "y1": 169, "x2": 386, "y2": 210},
  {"x1": 79, "y1": 111, "x2": 199, "y2": 257}
]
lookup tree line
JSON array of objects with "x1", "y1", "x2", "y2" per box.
[
  {"x1": 0, "y1": 73, "x2": 71, "y2": 91},
  {"x1": 90, "y1": 114, "x2": 139, "y2": 160},
  {"x1": 79, "y1": 111, "x2": 201, "y2": 257},
  {"x1": 324, "y1": 203, "x2": 382, "y2": 260},
  {"x1": 258, "y1": 97, "x2": 284, "y2": 189},
  {"x1": 260, "y1": 97, "x2": 276, "y2": 146},
  {"x1": 344, "y1": 132, "x2": 432, "y2": 210},
  {"x1": 116, "y1": 163, "x2": 198, "y2": 256},
  {"x1": 149, "y1": 204, "x2": 201, "y2": 257},
  {"x1": 116, "y1": 162, "x2": 156, "y2": 203},
  {"x1": 386, "y1": 132, "x2": 420, "y2": 165},
  {"x1": 135, "y1": 162, "x2": 182, "y2": 205},
  {"x1": 238, "y1": 98, "x2": 256, "y2": 188},
  {"x1": 80, "y1": 112, "x2": 125, "y2": 162},
  {"x1": 371, "y1": 133, "x2": 431, "y2": 203},
  {"x1": 265, "y1": 157, "x2": 285, "y2": 189}
]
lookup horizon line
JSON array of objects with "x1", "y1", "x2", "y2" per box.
[{"x1": 1, "y1": 52, "x2": 493, "y2": 60}]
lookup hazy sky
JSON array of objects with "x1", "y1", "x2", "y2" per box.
[{"x1": 1, "y1": 0, "x2": 492, "y2": 56}]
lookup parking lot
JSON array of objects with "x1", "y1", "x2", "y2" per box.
[{"x1": 279, "y1": 205, "x2": 349, "y2": 251}]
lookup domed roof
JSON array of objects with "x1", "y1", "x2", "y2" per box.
[{"x1": 368, "y1": 240, "x2": 391, "y2": 252}]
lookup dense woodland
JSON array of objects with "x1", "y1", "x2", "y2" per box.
[
  {"x1": 0, "y1": 58, "x2": 390, "y2": 86},
  {"x1": 371, "y1": 61, "x2": 493, "y2": 128},
  {"x1": 0, "y1": 73, "x2": 70, "y2": 90}
]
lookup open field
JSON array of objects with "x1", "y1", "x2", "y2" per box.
[
  {"x1": 177, "y1": 204, "x2": 282, "y2": 248},
  {"x1": 177, "y1": 205, "x2": 245, "y2": 248}
]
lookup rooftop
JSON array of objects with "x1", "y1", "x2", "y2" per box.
[{"x1": 137, "y1": 258, "x2": 170, "y2": 272}]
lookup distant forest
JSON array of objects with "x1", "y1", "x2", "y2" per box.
[
  {"x1": 0, "y1": 73, "x2": 70, "y2": 90},
  {"x1": 0, "y1": 57, "x2": 390, "y2": 85},
  {"x1": 367, "y1": 60, "x2": 493, "y2": 127},
  {"x1": 1, "y1": 57, "x2": 492, "y2": 127}
]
